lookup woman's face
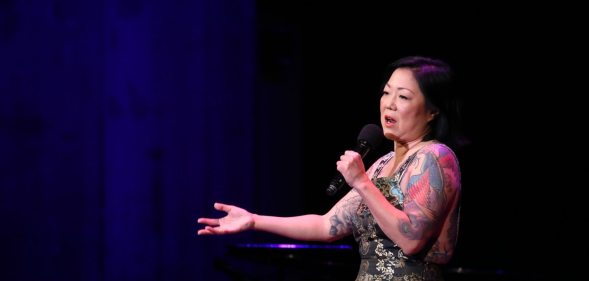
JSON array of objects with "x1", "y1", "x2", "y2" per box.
[{"x1": 380, "y1": 68, "x2": 436, "y2": 143}]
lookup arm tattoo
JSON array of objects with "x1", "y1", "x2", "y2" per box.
[
  {"x1": 329, "y1": 215, "x2": 346, "y2": 236},
  {"x1": 329, "y1": 191, "x2": 361, "y2": 237},
  {"x1": 399, "y1": 151, "x2": 446, "y2": 240}
]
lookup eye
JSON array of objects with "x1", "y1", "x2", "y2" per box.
[
  {"x1": 399, "y1": 95, "x2": 408, "y2": 100},
  {"x1": 382, "y1": 91, "x2": 389, "y2": 96}
]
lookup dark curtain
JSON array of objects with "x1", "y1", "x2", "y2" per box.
[
  {"x1": 1, "y1": 1, "x2": 304, "y2": 280},
  {"x1": 3, "y1": 1, "x2": 585, "y2": 281}
]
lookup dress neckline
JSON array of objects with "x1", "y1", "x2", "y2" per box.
[{"x1": 372, "y1": 142, "x2": 434, "y2": 181}]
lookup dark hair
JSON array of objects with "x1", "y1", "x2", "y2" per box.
[{"x1": 384, "y1": 56, "x2": 465, "y2": 148}]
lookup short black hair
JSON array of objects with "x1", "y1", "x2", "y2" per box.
[{"x1": 384, "y1": 56, "x2": 465, "y2": 148}]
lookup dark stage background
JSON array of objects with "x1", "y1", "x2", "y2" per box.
[{"x1": 1, "y1": 1, "x2": 585, "y2": 280}]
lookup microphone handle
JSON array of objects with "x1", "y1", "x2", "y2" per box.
[
  {"x1": 325, "y1": 141, "x2": 371, "y2": 196},
  {"x1": 326, "y1": 174, "x2": 346, "y2": 196}
]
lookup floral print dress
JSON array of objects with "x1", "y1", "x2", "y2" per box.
[{"x1": 352, "y1": 151, "x2": 444, "y2": 281}]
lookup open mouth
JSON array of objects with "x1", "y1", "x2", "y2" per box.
[{"x1": 384, "y1": 115, "x2": 396, "y2": 125}]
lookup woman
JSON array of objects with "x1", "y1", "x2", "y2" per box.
[{"x1": 198, "y1": 56, "x2": 462, "y2": 280}]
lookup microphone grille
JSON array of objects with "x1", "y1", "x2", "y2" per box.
[{"x1": 357, "y1": 124, "x2": 383, "y2": 148}]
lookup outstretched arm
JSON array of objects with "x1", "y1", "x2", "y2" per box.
[{"x1": 197, "y1": 189, "x2": 363, "y2": 242}]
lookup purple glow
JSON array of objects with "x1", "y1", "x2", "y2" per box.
[{"x1": 236, "y1": 243, "x2": 353, "y2": 249}]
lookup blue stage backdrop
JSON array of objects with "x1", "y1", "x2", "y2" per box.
[
  {"x1": 0, "y1": 1, "x2": 305, "y2": 280},
  {"x1": 4, "y1": 1, "x2": 584, "y2": 281}
]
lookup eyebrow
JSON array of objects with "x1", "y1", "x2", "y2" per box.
[{"x1": 385, "y1": 83, "x2": 416, "y2": 95}]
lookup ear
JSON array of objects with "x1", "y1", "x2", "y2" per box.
[{"x1": 427, "y1": 110, "x2": 439, "y2": 122}]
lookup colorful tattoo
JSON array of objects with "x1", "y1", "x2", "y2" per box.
[{"x1": 398, "y1": 146, "x2": 459, "y2": 241}]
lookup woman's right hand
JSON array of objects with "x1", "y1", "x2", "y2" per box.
[{"x1": 197, "y1": 202, "x2": 254, "y2": 235}]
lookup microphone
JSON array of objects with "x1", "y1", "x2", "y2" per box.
[{"x1": 326, "y1": 124, "x2": 384, "y2": 196}]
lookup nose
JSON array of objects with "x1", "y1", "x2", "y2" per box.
[{"x1": 385, "y1": 95, "x2": 396, "y2": 111}]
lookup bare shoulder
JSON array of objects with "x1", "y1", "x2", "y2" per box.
[
  {"x1": 418, "y1": 143, "x2": 460, "y2": 167},
  {"x1": 420, "y1": 142, "x2": 456, "y2": 158},
  {"x1": 415, "y1": 142, "x2": 461, "y2": 190}
]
